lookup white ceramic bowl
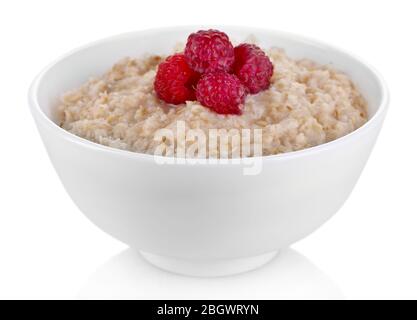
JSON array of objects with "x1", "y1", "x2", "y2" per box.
[{"x1": 29, "y1": 26, "x2": 388, "y2": 277}]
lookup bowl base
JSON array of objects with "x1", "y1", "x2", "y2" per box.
[{"x1": 139, "y1": 250, "x2": 279, "y2": 277}]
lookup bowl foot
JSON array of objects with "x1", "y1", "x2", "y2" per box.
[{"x1": 139, "y1": 250, "x2": 279, "y2": 277}]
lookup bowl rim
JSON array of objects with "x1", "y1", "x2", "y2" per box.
[{"x1": 28, "y1": 25, "x2": 389, "y2": 163}]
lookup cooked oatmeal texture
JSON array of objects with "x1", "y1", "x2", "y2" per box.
[{"x1": 58, "y1": 48, "x2": 368, "y2": 157}]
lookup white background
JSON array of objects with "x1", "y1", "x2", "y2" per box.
[{"x1": 0, "y1": 0, "x2": 416, "y2": 299}]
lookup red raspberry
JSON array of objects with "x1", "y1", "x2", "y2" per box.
[
  {"x1": 185, "y1": 30, "x2": 235, "y2": 73},
  {"x1": 154, "y1": 54, "x2": 200, "y2": 104},
  {"x1": 196, "y1": 71, "x2": 247, "y2": 115},
  {"x1": 233, "y1": 44, "x2": 274, "y2": 94}
]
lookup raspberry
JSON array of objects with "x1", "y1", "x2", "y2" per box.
[
  {"x1": 185, "y1": 30, "x2": 235, "y2": 73},
  {"x1": 154, "y1": 54, "x2": 200, "y2": 104},
  {"x1": 196, "y1": 71, "x2": 247, "y2": 115},
  {"x1": 233, "y1": 44, "x2": 274, "y2": 94}
]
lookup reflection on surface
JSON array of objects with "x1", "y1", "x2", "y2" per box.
[{"x1": 78, "y1": 248, "x2": 343, "y2": 299}]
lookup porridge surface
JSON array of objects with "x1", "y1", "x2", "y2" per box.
[{"x1": 58, "y1": 48, "x2": 368, "y2": 157}]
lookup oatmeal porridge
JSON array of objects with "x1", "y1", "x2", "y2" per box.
[{"x1": 58, "y1": 31, "x2": 367, "y2": 157}]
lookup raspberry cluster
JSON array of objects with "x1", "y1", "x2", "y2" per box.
[{"x1": 154, "y1": 29, "x2": 273, "y2": 115}]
